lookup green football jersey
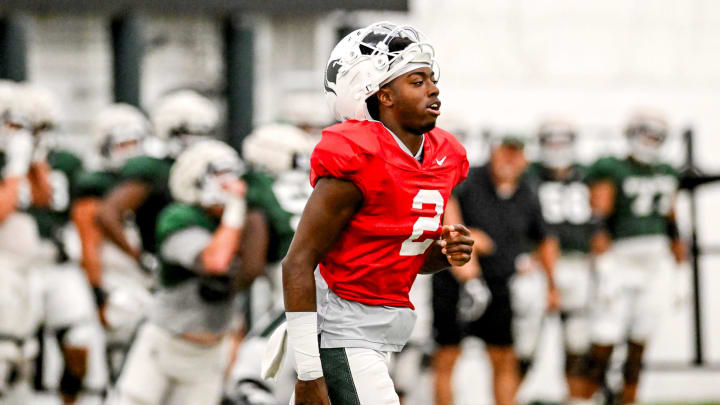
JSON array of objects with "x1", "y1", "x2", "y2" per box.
[
  {"x1": 73, "y1": 170, "x2": 121, "y2": 199},
  {"x1": 25, "y1": 150, "x2": 84, "y2": 241},
  {"x1": 119, "y1": 155, "x2": 174, "y2": 254},
  {"x1": 119, "y1": 153, "x2": 293, "y2": 261},
  {"x1": 242, "y1": 170, "x2": 294, "y2": 263},
  {"x1": 153, "y1": 202, "x2": 239, "y2": 334},
  {"x1": 586, "y1": 156, "x2": 679, "y2": 240},
  {"x1": 155, "y1": 202, "x2": 218, "y2": 287},
  {"x1": 155, "y1": 182, "x2": 294, "y2": 287},
  {"x1": 525, "y1": 162, "x2": 594, "y2": 253}
]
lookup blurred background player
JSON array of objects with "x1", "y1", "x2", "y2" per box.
[
  {"x1": 0, "y1": 82, "x2": 102, "y2": 404},
  {"x1": 9, "y1": 83, "x2": 106, "y2": 405},
  {"x1": 0, "y1": 79, "x2": 43, "y2": 403},
  {"x1": 581, "y1": 110, "x2": 687, "y2": 405},
  {"x1": 70, "y1": 103, "x2": 154, "y2": 380},
  {"x1": 240, "y1": 123, "x2": 312, "y2": 318},
  {"x1": 525, "y1": 120, "x2": 597, "y2": 403},
  {"x1": 436, "y1": 136, "x2": 559, "y2": 405},
  {"x1": 222, "y1": 123, "x2": 315, "y2": 405},
  {"x1": 111, "y1": 139, "x2": 265, "y2": 405},
  {"x1": 96, "y1": 89, "x2": 218, "y2": 276}
]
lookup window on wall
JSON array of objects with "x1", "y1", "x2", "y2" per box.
[
  {"x1": 140, "y1": 15, "x2": 224, "y2": 114},
  {"x1": 26, "y1": 14, "x2": 113, "y2": 144}
]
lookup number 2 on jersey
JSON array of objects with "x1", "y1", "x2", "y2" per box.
[{"x1": 400, "y1": 189, "x2": 444, "y2": 256}]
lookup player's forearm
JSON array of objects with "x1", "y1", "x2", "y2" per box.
[
  {"x1": 419, "y1": 242, "x2": 451, "y2": 274},
  {"x1": 590, "y1": 181, "x2": 615, "y2": 217},
  {"x1": 0, "y1": 178, "x2": 21, "y2": 222},
  {"x1": 72, "y1": 199, "x2": 104, "y2": 286},
  {"x1": 201, "y1": 226, "x2": 242, "y2": 274},
  {"x1": 28, "y1": 161, "x2": 53, "y2": 208},
  {"x1": 282, "y1": 253, "x2": 318, "y2": 312},
  {"x1": 232, "y1": 210, "x2": 268, "y2": 291},
  {"x1": 537, "y1": 237, "x2": 559, "y2": 289},
  {"x1": 96, "y1": 204, "x2": 139, "y2": 258},
  {"x1": 202, "y1": 196, "x2": 247, "y2": 275},
  {"x1": 98, "y1": 182, "x2": 152, "y2": 258}
]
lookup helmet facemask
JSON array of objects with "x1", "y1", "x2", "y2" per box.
[
  {"x1": 196, "y1": 163, "x2": 243, "y2": 208},
  {"x1": 539, "y1": 130, "x2": 576, "y2": 170},
  {"x1": 93, "y1": 103, "x2": 150, "y2": 170},
  {"x1": 100, "y1": 127, "x2": 146, "y2": 170},
  {"x1": 626, "y1": 117, "x2": 667, "y2": 165}
]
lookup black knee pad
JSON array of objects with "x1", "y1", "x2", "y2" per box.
[
  {"x1": 623, "y1": 357, "x2": 642, "y2": 386},
  {"x1": 565, "y1": 352, "x2": 587, "y2": 378},
  {"x1": 518, "y1": 358, "x2": 533, "y2": 378},
  {"x1": 59, "y1": 365, "x2": 83, "y2": 398},
  {"x1": 586, "y1": 353, "x2": 610, "y2": 385}
]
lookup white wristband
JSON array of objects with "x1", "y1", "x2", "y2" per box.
[
  {"x1": 3, "y1": 130, "x2": 34, "y2": 179},
  {"x1": 221, "y1": 196, "x2": 246, "y2": 229},
  {"x1": 286, "y1": 311, "x2": 323, "y2": 381}
]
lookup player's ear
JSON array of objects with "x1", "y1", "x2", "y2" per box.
[{"x1": 376, "y1": 87, "x2": 393, "y2": 108}]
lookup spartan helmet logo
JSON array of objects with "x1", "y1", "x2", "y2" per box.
[{"x1": 324, "y1": 58, "x2": 342, "y2": 95}]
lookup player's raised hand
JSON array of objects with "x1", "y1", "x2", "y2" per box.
[
  {"x1": 294, "y1": 377, "x2": 331, "y2": 405},
  {"x1": 222, "y1": 178, "x2": 247, "y2": 198},
  {"x1": 439, "y1": 224, "x2": 474, "y2": 266}
]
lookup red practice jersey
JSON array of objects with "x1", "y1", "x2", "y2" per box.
[{"x1": 310, "y1": 120, "x2": 469, "y2": 308}]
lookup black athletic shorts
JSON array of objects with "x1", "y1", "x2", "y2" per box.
[
  {"x1": 466, "y1": 281, "x2": 513, "y2": 347},
  {"x1": 432, "y1": 271, "x2": 514, "y2": 347}
]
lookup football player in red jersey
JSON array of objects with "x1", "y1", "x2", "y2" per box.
[{"x1": 279, "y1": 22, "x2": 473, "y2": 405}]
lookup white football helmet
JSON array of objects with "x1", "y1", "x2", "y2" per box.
[
  {"x1": 7, "y1": 84, "x2": 63, "y2": 135},
  {"x1": 537, "y1": 119, "x2": 577, "y2": 170},
  {"x1": 92, "y1": 103, "x2": 150, "y2": 170},
  {"x1": 242, "y1": 124, "x2": 316, "y2": 177},
  {"x1": 169, "y1": 139, "x2": 245, "y2": 207},
  {"x1": 324, "y1": 21, "x2": 438, "y2": 122},
  {"x1": 151, "y1": 90, "x2": 219, "y2": 157},
  {"x1": 625, "y1": 109, "x2": 668, "y2": 165}
]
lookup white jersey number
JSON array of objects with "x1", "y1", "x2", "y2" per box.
[
  {"x1": 400, "y1": 189, "x2": 444, "y2": 256},
  {"x1": 623, "y1": 176, "x2": 676, "y2": 217},
  {"x1": 538, "y1": 182, "x2": 591, "y2": 225}
]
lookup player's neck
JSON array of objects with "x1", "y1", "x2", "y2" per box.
[{"x1": 380, "y1": 120, "x2": 423, "y2": 156}]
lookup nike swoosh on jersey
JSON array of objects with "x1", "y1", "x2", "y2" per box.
[{"x1": 436, "y1": 156, "x2": 447, "y2": 166}]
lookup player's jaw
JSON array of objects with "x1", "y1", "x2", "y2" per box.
[{"x1": 394, "y1": 67, "x2": 441, "y2": 135}]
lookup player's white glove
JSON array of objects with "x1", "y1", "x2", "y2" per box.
[
  {"x1": 222, "y1": 195, "x2": 247, "y2": 229},
  {"x1": 3, "y1": 129, "x2": 34, "y2": 178},
  {"x1": 457, "y1": 278, "x2": 492, "y2": 322}
]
